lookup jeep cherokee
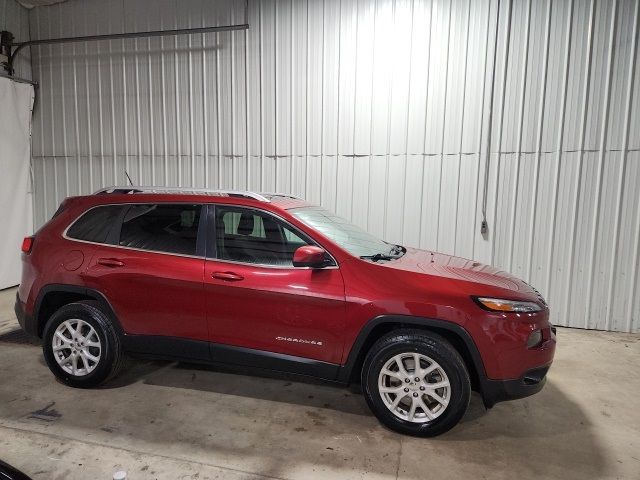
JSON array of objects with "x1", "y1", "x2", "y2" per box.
[{"x1": 15, "y1": 186, "x2": 556, "y2": 437}]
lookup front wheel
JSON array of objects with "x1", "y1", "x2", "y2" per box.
[
  {"x1": 361, "y1": 330, "x2": 470, "y2": 437},
  {"x1": 42, "y1": 301, "x2": 125, "y2": 388}
]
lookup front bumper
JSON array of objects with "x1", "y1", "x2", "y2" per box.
[
  {"x1": 480, "y1": 364, "x2": 551, "y2": 408},
  {"x1": 478, "y1": 323, "x2": 556, "y2": 408}
]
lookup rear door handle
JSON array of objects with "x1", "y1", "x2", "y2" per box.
[
  {"x1": 97, "y1": 258, "x2": 125, "y2": 268},
  {"x1": 212, "y1": 271, "x2": 244, "y2": 282}
]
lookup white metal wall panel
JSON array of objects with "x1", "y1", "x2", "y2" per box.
[{"x1": 27, "y1": 0, "x2": 640, "y2": 332}]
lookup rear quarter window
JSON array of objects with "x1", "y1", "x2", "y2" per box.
[{"x1": 66, "y1": 205, "x2": 124, "y2": 244}]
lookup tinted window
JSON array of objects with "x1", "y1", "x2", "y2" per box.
[
  {"x1": 67, "y1": 205, "x2": 123, "y2": 243},
  {"x1": 119, "y1": 204, "x2": 201, "y2": 256},
  {"x1": 221, "y1": 211, "x2": 267, "y2": 238},
  {"x1": 215, "y1": 206, "x2": 312, "y2": 266}
]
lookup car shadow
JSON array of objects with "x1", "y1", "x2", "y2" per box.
[
  {"x1": 429, "y1": 382, "x2": 608, "y2": 479},
  {"x1": 106, "y1": 360, "x2": 606, "y2": 478},
  {"x1": 0, "y1": 328, "x2": 41, "y2": 346},
  {"x1": 106, "y1": 358, "x2": 372, "y2": 417}
]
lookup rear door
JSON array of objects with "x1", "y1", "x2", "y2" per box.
[
  {"x1": 83, "y1": 203, "x2": 208, "y2": 348},
  {"x1": 204, "y1": 205, "x2": 346, "y2": 365}
]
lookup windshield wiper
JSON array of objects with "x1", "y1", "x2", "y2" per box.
[
  {"x1": 359, "y1": 253, "x2": 395, "y2": 262},
  {"x1": 389, "y1": 244, "x2": 406, "y2": 256},
  {"x1": 360, "y1": 249, "x2": 405, "y2": 262},
  {"x1": 360, "y1": 244, "x2": 406, "y2": 262}
]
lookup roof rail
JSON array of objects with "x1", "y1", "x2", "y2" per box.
[
  {"x1": 260, "y1": 192, "x2": 302, "y2": 200},
  {"x1": 93, "y1": 186, "x2": 271, "y2": 202}
]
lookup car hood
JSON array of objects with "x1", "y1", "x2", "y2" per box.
[{"x1": 378, "y1": 247, "x2": 540, "y2": 297}]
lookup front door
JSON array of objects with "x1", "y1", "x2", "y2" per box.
[{"x1": 204, "y1": 205, "x2": 346, "y2": 365}]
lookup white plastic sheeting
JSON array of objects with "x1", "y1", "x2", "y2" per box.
[
  {"x1": 0, "y1": 76, "x2": 34, "y2": 289},
  {"x1": 27, "y1": 0, "x2": 640, "y2": 332}
]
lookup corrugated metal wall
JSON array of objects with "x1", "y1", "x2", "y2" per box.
[
  {"x1": 27, "y1": 0, "x2": 640, "y2": 332},
  {"x1": 0, "y1": 0, "x2": 31, "y2": 78}
]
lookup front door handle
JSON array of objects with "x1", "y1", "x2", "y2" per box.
[
  {"x1": 212, "y1": 271, "x2": 244, "y2": 282},
  {"x1": 97, "y1": 258, "x2": 125, "y2": 268}
]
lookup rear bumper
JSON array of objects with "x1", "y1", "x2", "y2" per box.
[
  {"x1": 480, "y1": 364, "x2": 550, "y2": 408},
  {"x1": 14, "y1": 291, "x2": 38, "y2": 337}
]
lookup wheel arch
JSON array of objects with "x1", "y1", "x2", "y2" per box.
[
  {"x1": 338, "y1": 315, "x2": 487, "y2": 394},
  {"x1": 34, "y1": 284, "x2": 123, "y2": 338}
]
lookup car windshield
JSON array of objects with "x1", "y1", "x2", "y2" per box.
[{"x1": 289, "y1": 206, "x2": 402, "y2": 259}]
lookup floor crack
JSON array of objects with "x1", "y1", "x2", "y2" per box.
[{"x1": 395, "y1": 437, "x2": 402, "y2": 479}]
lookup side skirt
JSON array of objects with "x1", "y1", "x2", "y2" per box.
[{"x1": 122, "y1": 334, "x2": 342, "y2": 382}]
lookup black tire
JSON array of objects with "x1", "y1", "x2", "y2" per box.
[
  {"x1": 361, "y1": 329, "x2": 470, "y2": 437},
  {"x1": 42, "y1": 300, "x2": 125, "y2": 388}
]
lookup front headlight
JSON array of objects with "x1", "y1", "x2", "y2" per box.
[{"x1": 473, "y1": 297, "x2": 543, "y2": 313}]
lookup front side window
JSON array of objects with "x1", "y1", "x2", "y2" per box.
[
  {"x1": 67, "y1": 205, "x2": 124, "y2": 244},
  {"x1": 215, "y1": 206, "x2": 311, "y2": 266},
  {"x1": 119, "y1": 204, "x2": 201, "y2": 256}
]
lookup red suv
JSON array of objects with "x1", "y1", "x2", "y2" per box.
[{"x1": 15, "y1": 187, "x2": 556, "y2": 436}]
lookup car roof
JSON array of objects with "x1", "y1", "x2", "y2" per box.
[{"x1": 75, "y1": 186, "x2": 314, "y2": 211}]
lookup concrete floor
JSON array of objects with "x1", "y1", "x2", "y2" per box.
[{"x1": 0, "y1": 287, "x2": 638, "y2": 480}]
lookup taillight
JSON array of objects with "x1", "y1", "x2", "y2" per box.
[{"x1": 21, "y1": 236, "x2": 34, "y2": 254}]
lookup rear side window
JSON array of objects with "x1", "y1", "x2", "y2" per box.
[
  {"x1": 119, "y1": 204, "x2": 201, "y2": 256},
  {"x1": 66, "y1": 205, "x2": 123, "y2": 243}
]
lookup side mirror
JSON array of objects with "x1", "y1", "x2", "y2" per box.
[{"x1": 293, "y1": 245, "x2": 329, "y2": 268}]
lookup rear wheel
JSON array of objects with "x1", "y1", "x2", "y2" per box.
[
  {"x1": 361, "y1": 330, "x2": 470, "y2": 437},
  {"x1": 42, "y1": 301, "x2": 125, "y2": 388}
]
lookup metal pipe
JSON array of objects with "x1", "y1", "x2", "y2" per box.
[
  {"x1": 7, "y1": 23, "x2": 249, "y2": 74},
  {"x1": 480, "y1": 0, "x2": 502, "y2": 236}
]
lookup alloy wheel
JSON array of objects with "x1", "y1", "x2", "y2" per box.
[
  {"x1": 52, "y1": 319, "x2": 102, "y2": 376},
  {"x1": 377, "y1": 352, "x2": 451, "y2": 423}
]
